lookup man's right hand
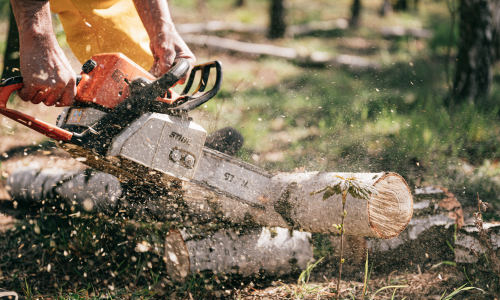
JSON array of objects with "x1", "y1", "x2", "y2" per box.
[
  {"x1": 19, "y1": 41, "x2": 76, "y2": 107},
  {"x1": 11, "y1": 0, "x2": 76, "y2": 107}
]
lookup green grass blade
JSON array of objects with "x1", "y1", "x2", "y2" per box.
[
  {"x1": 362, "y1": 249, "x2": 369, "y2": 299},
  {"x1": 370, "y1": 285, "x2": 408, "y2": 300}
]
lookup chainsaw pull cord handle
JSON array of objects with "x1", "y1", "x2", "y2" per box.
[
  {"x1": 173, "y1": 60, "x2": 223, "y2": 112},
  {"x1": 76, "y1": 58, "x2": 190, "y2": 154},
  {"x1": 0, "y1": 76, "x2": 81, "y2": 142}
]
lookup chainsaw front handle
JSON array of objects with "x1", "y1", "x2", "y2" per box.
[
  {"x1": 0, "y1": 77, "x2": 75, "y2": 141},
  {"x1": 174, "y1": 60, "x2": 223, "y2": 112}
]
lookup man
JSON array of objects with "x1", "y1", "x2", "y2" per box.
[{"x1": 10, "y1": 0, "x2": 195, "y2": 107}]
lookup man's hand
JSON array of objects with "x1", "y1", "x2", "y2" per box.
[
  {"x1": 19, "y1": 39, "x2": 76, "y2": 107},
  {"x1": 133, "y1": 0, "x2": 196, "y2": 83},
  {"x1": 11, "y1": 0, "x2": 76, "y2": 107},
  {"x1": 149, "y1": 26, "x2": 196, "y2": 83}
]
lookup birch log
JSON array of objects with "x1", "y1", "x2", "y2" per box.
[
  {"x1": 6, "y1": 168, "x2": 412, "y2": 237},
  {"x1": 164, "y1": 227, "x2": 313, "y2": 283}
]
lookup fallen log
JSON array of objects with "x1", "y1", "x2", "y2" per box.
[
  {"x1": 175, "y1": 19, "x2": 349, "y2": 37},
  {"x1": 6, "y1": 168, "x2": 412, "y2": 237},
  {"x1": 380, "y1": 26, "x2": 433, "y2": 39},
  {"x1": 164, "y1": 227, "x2": 313, "y2": 283},
  {"x1": 182, "y1": 34, "x2": 380, "y2": 69},
  {"x1": 176, "y1": 21, "x2": 266, "y2": 35},
  {"x1": 325, "y1": 186, "x2": 463, "y2": 273}
]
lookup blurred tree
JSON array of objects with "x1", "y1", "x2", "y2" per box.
[
  {"x1": 492, "y1": 0, "x2": 500, "y2": 60},
  {"x1": 394, "y1": 0, "x2": 407, "y2": 10},
  {"x1": 234, "y1": 0, "x2": 245, "y2": 7},
  {"x1": 350, "y1": 0, "x2": 361, "y2": 27},
  {"x1": 379, "y1": 0, "x2": 393, "y2": 16},
  {"x1": 393, "y1": 0, "x2": 419, "y2": 11},
  {"x1": 453, "y1": 0, "x2": 495, "y2": 105},
  {"x1": 1, "y1": 4, "x2": 21, "y2": 81},
  {"x1": 269, "y1": 0, "x2": 287, "y2": 39}
]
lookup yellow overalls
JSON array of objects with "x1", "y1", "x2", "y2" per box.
[{"x1": 50, "y1": 0, "x2": 154, "y2": 70}]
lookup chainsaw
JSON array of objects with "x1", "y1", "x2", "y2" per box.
[{"x1": 0, "y1": 53, "x2": 271, "y2": 208}]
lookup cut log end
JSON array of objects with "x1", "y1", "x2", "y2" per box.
[{"x1": 368, "y1": 173, "x2": 413, "y2": 239}]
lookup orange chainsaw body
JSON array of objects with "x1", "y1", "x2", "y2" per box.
[{"x1": 76, "y1": 53, "x2": 180, "y2": 109}]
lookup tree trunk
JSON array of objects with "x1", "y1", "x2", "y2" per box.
[
  {"x1": 234, "y1": 0, "x2": 245, "y2": 7},
  {"x1": 1, "y1": 4, "x2": 21, "y2": 81},
  {"x1": 453, "y1": 0, "x2": 495, "y2": 105},
  {"x1": 164, "y1": 227, "x2": 313, "y2": 283},
  {"x1": 379, "y1": 0, "x2": 393, "y2": 16},
  {"x1": 394, "y1": 0, "x2": 408, "y2": 11},
  {"x1": 7, "y1": 168, "x2": 413, "y2": 237},
  {"x1": 350, "y1": 0, "x2": 362, "y2": 27},
  {"x1": 491, "y1": 0, "x2": 500, "y2": 61},
  {"x1": 268, "y1": 0, "x2": 287, "y2": 39}
]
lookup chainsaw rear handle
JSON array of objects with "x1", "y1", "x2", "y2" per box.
[{"x1": 175, "y1": 60, "x2": 223, "y2": 112}]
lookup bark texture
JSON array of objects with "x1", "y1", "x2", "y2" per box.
[
  {"x1": 453, "y1": 0, "x2": 495, "y2": 105},
  {"x1": 164, "y1": 227, "x2": 313, "y2": 283}
]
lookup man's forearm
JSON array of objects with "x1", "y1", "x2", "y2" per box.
[
  {"x1": 10, "y1": 0, "x2": 57, "y2": 44},
  {"x1": 132, "y1": 0, "x2": 175, "y2": 38}
]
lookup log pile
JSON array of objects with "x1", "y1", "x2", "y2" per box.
[{"x1": 5, "y1": 167, "x2": 415, "y2": 281}]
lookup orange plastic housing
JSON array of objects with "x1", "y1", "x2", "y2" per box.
[{"x1": 76, "y1": 53, "x2": 179, "y2": 109}]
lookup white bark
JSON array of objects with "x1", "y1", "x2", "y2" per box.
[{"x1": 164, "y1": 227, "x2": 313, "y2": 283}]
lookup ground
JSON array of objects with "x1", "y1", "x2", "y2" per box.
[{"x1": 1, "y1": 0, "x2": 500, "y2": 298}]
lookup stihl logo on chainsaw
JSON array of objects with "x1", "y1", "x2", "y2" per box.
[{"x1": 169, "y1": 131, "x2": 192, "y2": 145}]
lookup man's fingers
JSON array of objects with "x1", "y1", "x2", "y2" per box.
[
  {"x1": 17, "y1": 87, "x2": 38, "y2": 103},
  {"x1": 43, "y1": 88, "x2": 64, "y2": 106},
  {"x1": 57, "y1": 84, "x2": 76, "y2": 107},
  {"x1": 30, "y1": 89, "x2": 52, "y2": 105}
]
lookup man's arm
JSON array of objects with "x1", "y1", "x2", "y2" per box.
[
  {"x1": 10, "y1": 0, "x2": 76, "y2": 106},
  {"x1": 132, "y1": 0, "x2": 195, "y2": 82}
]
